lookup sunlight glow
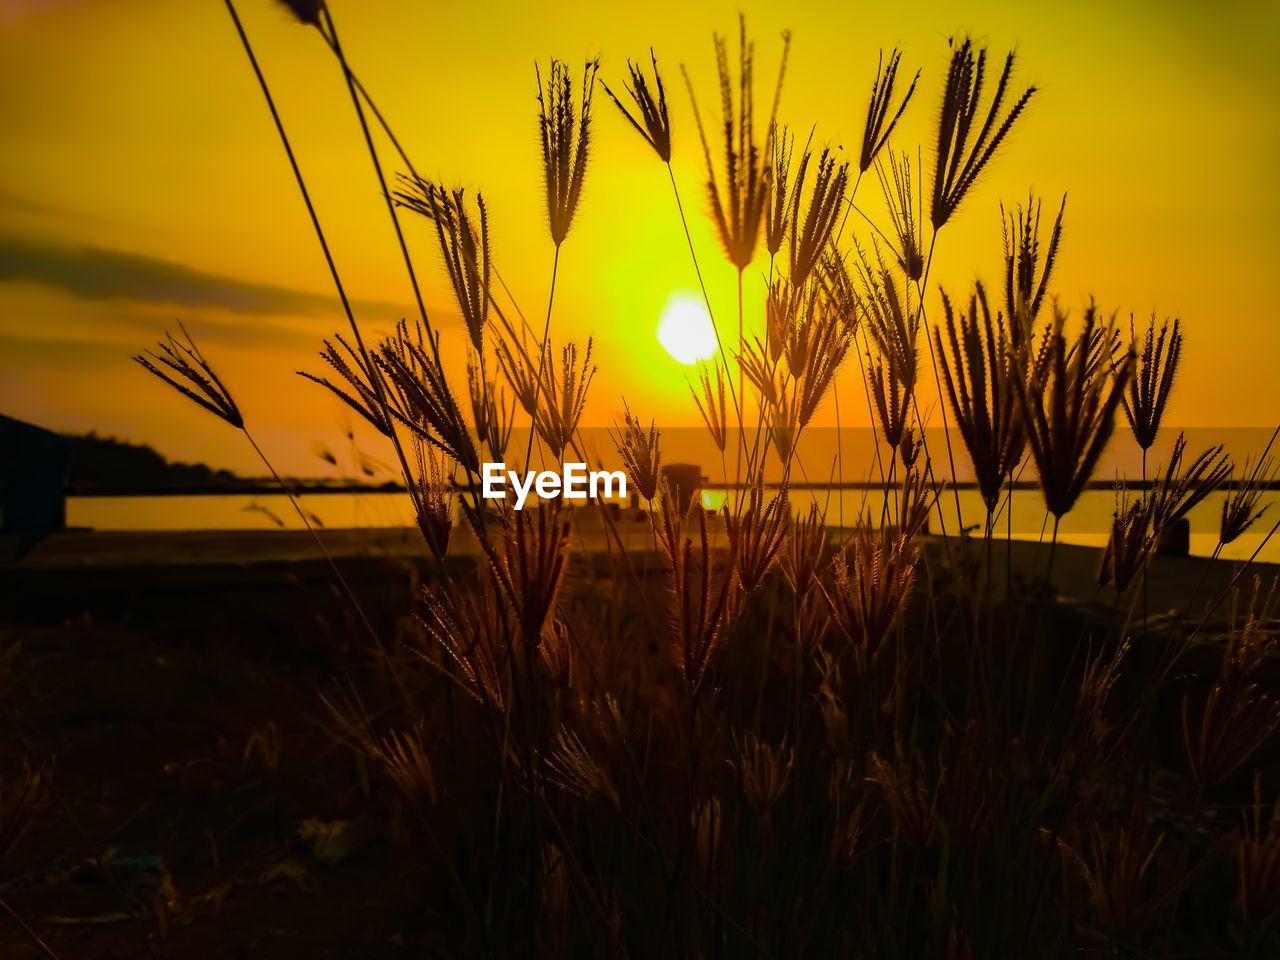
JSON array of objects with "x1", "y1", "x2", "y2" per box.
[{"x1": 657, "y1": 291, "x2": 717, "y2": 365}]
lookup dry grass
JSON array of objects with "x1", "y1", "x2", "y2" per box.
[{"x1": 118, "y1": 10, "x2": 1280, "y2": 956}]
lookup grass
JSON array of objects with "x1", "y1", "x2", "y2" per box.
[{"x1": 17, "y1": 5, "x2": 1274, "y2": 957}]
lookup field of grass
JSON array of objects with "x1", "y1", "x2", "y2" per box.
[{"x1": 2, "y1": 2, "x2": 1279, "y2": 956}]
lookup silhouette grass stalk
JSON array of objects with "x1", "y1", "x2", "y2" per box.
[
  {"x1": 829, "y1": 168, "x2": 865, "y2": 529},
  {"x1": 665, "y1": 160, "x2": 747, "y2": 474},
  {"x1": 737, "y1": 268, "x2": 746, "y2": 480},
  {"x1": 318, "y1": 4, "x2": 448, "y2": 411},
  {"x1": 179, "y1": 19, "x2": 1280, "y2": 955},
  {"x1": 221, "y1": 0, "x2": 422, "y2": 519},
  {"x1": 320, "y1": 2, "x2": 503, "y2": 535},
  {"x1": 523, "y1": 246, "x2": 562, "y2": 470},
  {"x1": 240, "y1": 428, "x2": 385, "y2": 644},
  {"x1": 918, "y1": 38, "x2": 1038, "y2": 536},
  {"x1": 134, "y1": 324, "x2": 383, "y2": 649},
  {"x1": 0, "y1": 895, "x2": 59, "y2": 960},
  {"x1": 914, "y1": 234, "x2": 966, "y2": 536},
  {"x1": 306, "y1": 20, "x2": 534, "y2": 340},
  {"x1": 683, "y1": 17, "x2": 790, "y2": 484},
  {"x1": 521, "y1": 58, "x2": 598, "y2": 470}
]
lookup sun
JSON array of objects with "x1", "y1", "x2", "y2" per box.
[{"x1": 656, "y1": 291, "x2": 717, "y2": 365}]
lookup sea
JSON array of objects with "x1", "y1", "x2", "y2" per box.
[{"x1": 66, "y1": 488, "x2": 1279, "y2": 565}]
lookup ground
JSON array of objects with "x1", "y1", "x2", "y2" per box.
[{"x1": 0, "y1": 612, "x2": 438, "y2": 959}]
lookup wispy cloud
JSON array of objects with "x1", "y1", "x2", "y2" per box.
[{"x1": 0, "y1": 236, "x2": 401, "y2": 318}]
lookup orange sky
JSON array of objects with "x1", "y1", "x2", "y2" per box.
[{"x1": 1, "y1": 0, "x2": 1278, "y2": 477}]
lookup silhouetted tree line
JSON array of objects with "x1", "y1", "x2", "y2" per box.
[{"x1": 64, "y1": 432, "x2": 237, "y2": 491}]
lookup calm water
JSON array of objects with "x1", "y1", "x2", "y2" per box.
[{"x1": 67, "y1": 489, "x2": 1279, "y2": 564}]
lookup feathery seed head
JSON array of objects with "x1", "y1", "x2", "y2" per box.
[
  {"x1": 931, "y1": 37, "x2": 1036, "y2": 230},
  {"x1": 656, "y1": 481, "x2": 741, "y2": 691},
  {"x1": 860, "y1": 48, "x2": 920, "y2": 173},
  {"x1": 682, "y1": 16, "x2": 790, "y2": 271},
  {"x1": 770, "y1": 385, "x2": 800, "y2": 462},
  {"x1": 400, "y1": 180, "x2": 491, "y2": 353},
  {"x1": 484, "y1": 499, "x2": 570, "y2": 650},
  {"x1": 765, "y1": 123, "x2": 795, "y2": 256},
  {"x1": 786, "y1": 283, "x2": 851, "y2": 427},
  {"x1": 1078, "y1": 638, "x2": 1130, "y2": 744},
  {"x1": 546, "y1": 722, "x2": 620, "y2": 810},
  {"x1": 855, "y1": 243, "x2": 919, "y2": 391},
  {"x1": 1146, "y1": 433, "x2": 1231, "y2": 537},
  {"x1": 299, "y1": 333, "x2": 394, "y2": 438},
  {"x1": 723, "y1": 481, "x2": 789, "y2": 596},
  {"x1": 377, "y1": 321, "x2": 480, "y2": 475},
  {"x1": 875, "y1": 149, "x2": 925, "y2": 281},
  {"x1": 1183, "y1": 682, "x2": 1280, "y2": 788},
  {"x1": 1013, "y1": 304, "x2": 1132, "y2": 518},
  {"x1": 410, "y1": 435, "x2": 455, "y2": 561},
  {"x1": 1097, "y1": 489, "x2": 1151, "y2": 593},
  {"x1": 468, "y1": 360, "x2": 515, "y2": 462},
  {"x1": 1222, "y1": 577, "x2": 1279, "y2": 687},
  {"x1": 536, "y1": 338, "x2": 596, "y2": 458},
  {"x1": 377, "y1": 725, "x2": 439, "y2": 806},
  {"x1": 781, "y1": 501, "x2": 827, "y2": 595},
  {"x1": 735, "y1": 731, "x2": 794, "y2": 821},
  {"x1": 135, "y1": 323, "x2": 244, "y2": 429},
  {"x1": 600, "y1": 49, "x2": 672, "y2": 162},
  {"x1": 1063, "y1": 810, "x2": 1174, "y2": 938},
  {"x1": 816, "y1": 247, "x2": 862, "y2": 336},
  {"x1": 788, "y1": 141, "x2": 850, "y2": 286},
  {"x1": 537, "y1": 57, "x2": 599, "y2": 247},
  {"x1": 868, "y1": 751, "x2": 937, "y2": 848},
  {"x1": 1002, "y1": 192, "x2": 1065, "y2": 341},
  {"x1": 691, "y1": 361, "x2": 729, "y2": 454},
  {"x1": 898, "y1": 425, "x2": 922, "y2": 472},
  {"x1": 832, "y1": 518, "x2": 922, "y2": 659},
  {"x1": 610, "y1": 402, "x2": 662, "y2": 501},
  {"x1": 1220, "y1": 432, "x2": 1278, "y2": 546},
  {"x1": 420, "y1": 579, "x2": 512, "y2": 712},
  {"x1": 1122, "y1": 314, "x2": 1182, "y2": 452},
  {"x1": 935, "y1": 282, "x2": 1026, "y2": 512}
]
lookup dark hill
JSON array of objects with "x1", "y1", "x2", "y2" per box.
[{"x1": 65, "y1": 432, "x2": 238, "y2": 490}]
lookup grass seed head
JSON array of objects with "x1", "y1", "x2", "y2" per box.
[
  {"x1": 135, "y1": 323, "x2": 244, "y2": 430},
  {"x1": 860, "y1": 47, "x2": 919, "y2": 173},
  {"x1": 935, "y1": 281, "x2": 1026, "y2": 513},
  {"x1": 1097, "y1": 490, "x2": 1151, "y2": 593},
  {"x1": 682, "y1": 16, "x2": 790, "y2": 270},
  {"x1": 1122, "y1": 314, "x2": 1183, "y2": 452},
  {"x1": 765, "y1": 123, "x2": 795, "y2": 256},
  {"x1": 875, "y1": 149, "x2": 925, "y2": 281},
  {"x1": 931, "y1": 37, "x2": 1036, "y2": 230},
  {"x1": 600, "y1": 49, "x2": 672, "y2": 163},
  {"x1": 609, "y1": 402, "x2": 662, "y2": 501},
  {"x1": 1013, "y1": 304, "x2": 1133, "y2": 518},
  {"x1": 537, "y1": 57, "x2": 600, "y2": 247},
  {"x1": 788, "y1": 141, "x2": 850, "y2": 286},
  {"x1": 410, "y1": 435, "x2": 454, "y2": 561},
  {"x1": 1002, "y1": 192, "x2": 1065, "y2": 342},
  {"x1": 691, "y1": 361, "x2": 729, "y2": 454}
]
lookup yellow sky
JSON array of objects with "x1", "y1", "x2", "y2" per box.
[{"x1": 1, "y1": 0, "x2": 1277, "y2": 476}]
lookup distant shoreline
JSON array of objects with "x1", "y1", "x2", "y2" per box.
[
  {"x1": 66, "y1": 478, "x2": 1280, "y2": 496},
  {"x1": 65, "y1": 479, "x2": 405, "y2": 497}
]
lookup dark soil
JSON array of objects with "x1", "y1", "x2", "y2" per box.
[{"x1": 0, "y1": 590, "x2": 439, "y2": 959}]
